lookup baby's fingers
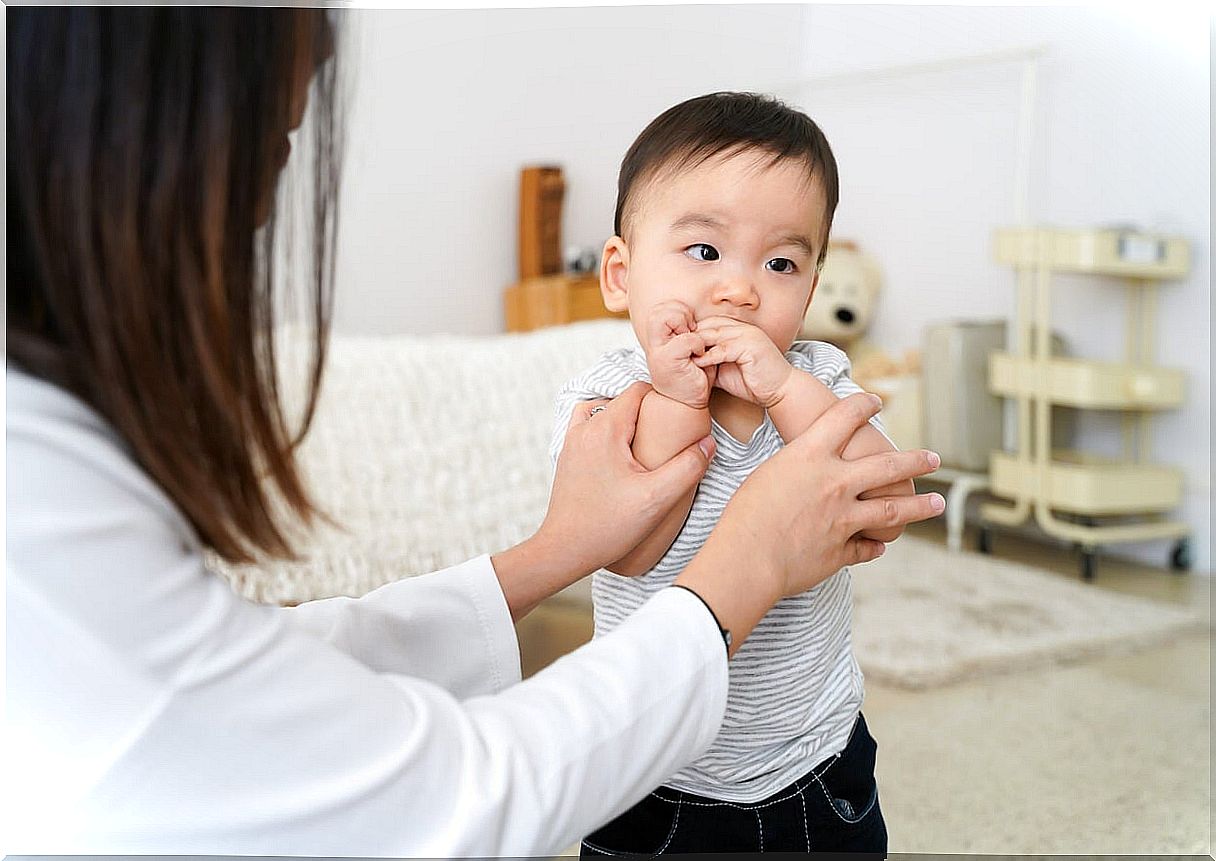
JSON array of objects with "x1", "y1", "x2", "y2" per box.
[
  {"x1": 652, "y1": 301, "x2": 696, "y2": 337},
  {"x1": 661, "y1": 331, "x2": 707, "y2": 359},
  {"x1": 694, "y1": 325, "x2": 741, "y2": 348},
  {"x1": 693, "y1": 345, "x2": 731, "y2": 367},
  {"x1": 697, "y1": 315, "x2": 748, "y2": 332}
]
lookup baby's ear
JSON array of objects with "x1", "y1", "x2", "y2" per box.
[{"x1": 599, "y1": 236, "x2": 630, "y2": 313}]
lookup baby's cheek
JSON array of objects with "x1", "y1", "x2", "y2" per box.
[
  {"x1": 766, "y1": 322, "x2": 801, "y2": 354},
  {"x1": 773, "y1": 304, "x2": 812, "y2": 348}
]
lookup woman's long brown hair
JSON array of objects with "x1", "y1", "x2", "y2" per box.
[{"x1": 7, "y1": 8, "x2": 342, "y2": 563}]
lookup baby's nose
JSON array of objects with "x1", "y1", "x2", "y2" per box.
[{"x1": 713, "y1": 277, "x2": 758, "y2": 307}]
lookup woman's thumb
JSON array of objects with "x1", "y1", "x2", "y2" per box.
[{"x1": 647, "y1": 434, "x2": 716, "y2": 505}]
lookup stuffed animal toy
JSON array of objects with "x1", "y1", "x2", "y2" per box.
[
  {"x1": 800, "y1": 240, "x2": 923, "y2": 450},
  {"x1": 800, "y1": 240, "x2": 919, "y2": 390}
]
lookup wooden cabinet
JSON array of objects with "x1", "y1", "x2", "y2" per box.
[{"x1": 504, "y1": 273, "x2": 627, "y2": 333}]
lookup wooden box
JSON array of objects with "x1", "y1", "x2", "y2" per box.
[{"x1": 504, "y1": 273, "x2": 627, "y2": 332}]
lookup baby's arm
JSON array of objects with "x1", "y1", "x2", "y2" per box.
[
  {"x1": 767, "y1": 367, "x2": 913, "y2": 543},
  {"x1": 608, "y1": 301, "x2": 716, "y2": 576},
  {"x1": 692, "y1": 320, "x2": 911, "y2": 543},
  {"x1": 607, "y1": 393, "x2": 709, "y2": 576}
]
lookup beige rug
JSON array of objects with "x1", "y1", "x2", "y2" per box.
[{"x1": 850, "y1": 535, "x2": 1209, "y2": 689}]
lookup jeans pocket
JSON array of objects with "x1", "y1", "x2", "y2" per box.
[
  {"x1": 581, "y1": 792, "x2": 682, "y2": 857},
  {"x1": 813, "y1": 771, "x2": 879, "y2": 826},
  {"x1": 811, "y1": 715, "x2": 881, "y2": 828}
]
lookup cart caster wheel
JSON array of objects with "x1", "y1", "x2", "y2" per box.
[
  {"x1": 977, "y1": 527, "x2": 993, "y2": 555},
  {"x1": 1170, "y1": 539, "x2": 1192, "y2": 572},
  {"x1": 1080, "y1": 549, "x2": 1096, "y2": 581}
]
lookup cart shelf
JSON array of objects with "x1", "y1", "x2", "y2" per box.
[
  {"x1": 988, "y1": 353, "x2": 1185, "y2": 410},
  {"x1": 980, "y1": 226, "x2": 1191, "y2": 579},
  {"x1": 989, "y1": 450, "x2": 1183, "y2": 516},
  {"x1": 993, "y1": 227, "x2": 1190, "y2": 278}
]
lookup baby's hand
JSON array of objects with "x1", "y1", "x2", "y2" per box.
[
  {"x1": 693, "y1": 316, "x2": 794, "y2": 408},
  {"x1": 643, "y1": 300, "x2": 716, "y2": 409}
]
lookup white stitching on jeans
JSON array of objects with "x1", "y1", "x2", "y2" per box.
[
  {"x1": 579, "y1": 839, "x2": 618, "y2": 856},
  {"x1": 754, "y1": 810, "x2": 764, "y2": 852},
  {"x1": 655, "y1": 796, "x2": 682, "y2": 854},
  {"x1": 580, "y1": 796, "x2": 682, "y2": 857},
  {"x1": 795, "y1": 779, "x2": 810, "y2": 852}
]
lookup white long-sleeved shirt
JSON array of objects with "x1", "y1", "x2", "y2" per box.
[{"x1": 4, "y1": 367, "x2": 729, "y2": 856}]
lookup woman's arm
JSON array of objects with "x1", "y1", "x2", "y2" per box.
[
  {"x1": 11, "y1": 550, "x2": 728, "y2": 857},
  {"x1": 8, "y1": 374, "x2": 725, "y2": 856},
  {"x1": 281, "y1": 554, "x2": 522, "y2": 698}
]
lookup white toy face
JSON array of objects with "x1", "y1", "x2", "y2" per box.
[{"x1": 800, "y1": 249, "x2": 879, "y2": 344}]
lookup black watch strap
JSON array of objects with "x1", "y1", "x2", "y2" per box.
[{"x1": 670, "y1": 584, "x2": 732, "y2": 655}]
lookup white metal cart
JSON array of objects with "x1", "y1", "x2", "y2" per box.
[{"x1": 979, "y1": 227, "x2": 1192, "y2": 579}]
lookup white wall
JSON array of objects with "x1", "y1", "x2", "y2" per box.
[
  {"x1": 332, "y1": 6, "x2": 809, "y2": 337},
  {"x1": 330, "y1": 5, "x2": 1210, "y2": 572},
  {"x1": 782, "y1": 5, "x2": 1210, "y2": 571}
]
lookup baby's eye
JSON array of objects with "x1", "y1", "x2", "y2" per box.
[
  {"x1": 685, "y1": 243, "x2": 720, "y2": 262},
  {"x1": 766, "y1": 257, "x2": 797, "y2": 274}
]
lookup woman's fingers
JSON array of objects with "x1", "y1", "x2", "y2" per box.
[
  {"x1": 849, "y1": 491, "x2": 945, "y2": 536},
  {"x1": 593, "y1": 381, "x2": 651, "y2": 446},
  {"x1": 843, "y1": 536, "x2": 888, "y2": 567},
  {"x1": 543, "y1": 380, "x2": 695, "y2": 578},
  {"x1": 566, "y1": 383, "x2": 651, "y2": 451},
  {"x1": 846, "y1": 448, "x2": 941, "y2": 496},
  {"x1": 792, "y1": 392, "x2": 884, "y2": 456},
  {"x1": 571, "y1": 397, "x2": 611, "y2": 425}
]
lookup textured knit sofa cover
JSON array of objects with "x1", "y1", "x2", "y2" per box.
[{"x1": 213, "y1": 319, "x2": 637, "y2": 606}]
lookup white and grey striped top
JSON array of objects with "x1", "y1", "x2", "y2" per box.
[{"x1": 549, "y1": 340, "x2": 881, "y2": 803}]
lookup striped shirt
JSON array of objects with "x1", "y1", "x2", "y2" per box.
[{"x1": 549, "y1": 339, "x2": 880, "y2": 803}]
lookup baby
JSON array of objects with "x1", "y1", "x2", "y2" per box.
[{"x1": 549, "y1": 92, "x2": 911, "y2": 855}]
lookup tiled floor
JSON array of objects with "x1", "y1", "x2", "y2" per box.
[{"x1": 518, "y1": 519, "x2": 1212, "y2": 855}]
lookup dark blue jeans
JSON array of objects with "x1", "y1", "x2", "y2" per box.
[{"x1": 581, "y1": 713, "x2": 886, "y2": 856}]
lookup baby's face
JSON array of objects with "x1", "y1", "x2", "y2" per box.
[{"x1": 603, "y1": 150, "x2": 826, "y2": 354}]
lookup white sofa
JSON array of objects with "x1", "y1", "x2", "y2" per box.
[{"x1": 213, "y1": 319, "x2": 638, "y2": 608}]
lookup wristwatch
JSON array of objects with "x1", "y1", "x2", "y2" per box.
[{"x1": 670, "y1": 584, "x2": 732, "y2": 655}]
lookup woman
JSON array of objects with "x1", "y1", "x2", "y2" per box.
[{"x1": 6, "y1": 8, "x2": 944, "y2": 855}]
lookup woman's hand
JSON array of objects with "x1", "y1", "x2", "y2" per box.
[
  {"x1": 692, "y1": 316, "x2": 794, "y2": 408},
  {"x1": 676, "y1": 392, "x2": 943, "y2": 655},
  {"x1": 492, "y1": 382, "x2": 716, "y2": 620},
  {"x1": 643, "y1": 300, "x2": 717, "y2": 408}
]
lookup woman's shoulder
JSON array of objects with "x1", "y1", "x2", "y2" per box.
[{"x1": 7, "y1": 367, "x2": 200, "y2": 550}]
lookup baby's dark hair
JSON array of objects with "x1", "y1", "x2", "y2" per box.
[{"x1": 614, "y1": 91, "x2": 839, "y2": 268}]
